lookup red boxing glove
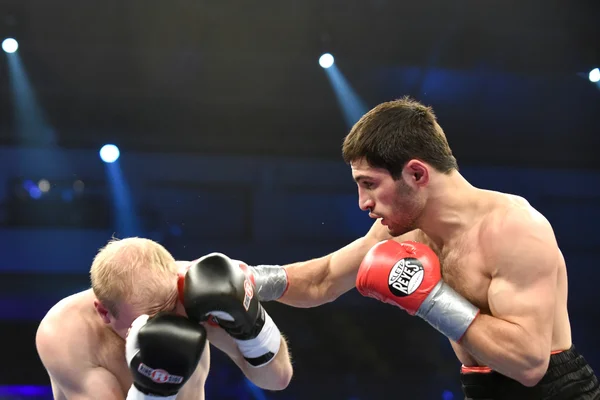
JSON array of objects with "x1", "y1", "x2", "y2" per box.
[
  {"x1": 357, "y1": 240, "x2": 480, "y2": 343},
  {"x1": 356, "y1": 240, "x2": 440, "y2": 315}
]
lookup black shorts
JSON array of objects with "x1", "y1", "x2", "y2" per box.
[{"x1": 460, "y1": 345, "x2": 600, "y2": 400}]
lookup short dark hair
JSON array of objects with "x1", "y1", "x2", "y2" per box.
[{"x1": 342, "y1": 97, "x2": 458, "y2": 178}]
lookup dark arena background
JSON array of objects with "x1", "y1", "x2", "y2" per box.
[{"x1": 0, "y1": 1, "x2": 599, "y2": 399}]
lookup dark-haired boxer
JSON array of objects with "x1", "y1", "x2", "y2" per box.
[{"x1": 246, "y1": 98, "x2": 599, "y2": 399}]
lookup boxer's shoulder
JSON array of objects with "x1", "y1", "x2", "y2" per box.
[
  {"x1": 35, "y1": 297, "x2": 97, "y2": 376},
  {"x1": 482, "y1": 195, "x2": 553, "y2": 242},
  {"x1": 478, "y1": 194, "x2": 557, "y2": 273},
  {"x1": 485, "y1": 192, "x2": 550, "y2": 226},
  {"x1": 37, "y1": 290, "x2": 103, "y2": 368}
]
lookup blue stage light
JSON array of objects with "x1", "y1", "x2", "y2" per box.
[
  {"x1": 2, "y1": 38, "x2": 18, "y2": 54},
  {"x1": 99, "y1": 144, "x2": 120, "y2": 163},
  {"x1": 319, "y1": 53, "x2": 334, "y2": 69}
]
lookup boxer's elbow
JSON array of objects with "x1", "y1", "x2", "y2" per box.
[
  {"x1": 274, "y1": 340, "x2": 294, "y2": 390},
  {"x1": 257, "y1": 362, "x2": 292, "y2": 391},
  {"x1": 257, "y1": 345, "x2": 293, "y2": 391},
  {"x1": 515, "y1": 351, "x2": 549, "y2": 387},
  {"x1": 518, "y1": 365, "x2": 547, "y2": 387},
  {"x1": 273, "y1": 363, "x2": 293, "y2": 391}
]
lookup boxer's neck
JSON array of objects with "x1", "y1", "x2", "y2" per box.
[{"x1": 417, "y1": 170, "x2": 483, "y2": 248}]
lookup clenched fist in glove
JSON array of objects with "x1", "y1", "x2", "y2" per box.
[
  {"x1": 356, "y1": 240, "x2": 480, "y2": 343},
  {"x1": 179, "y1": 253, "x2": 282, "y2": 367},
  {"x1": 125, "y1": 312, "x2": 207, "y2": 400}
]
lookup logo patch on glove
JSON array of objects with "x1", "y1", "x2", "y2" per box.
[
  {"x1": 388, "y1": 257, "x2": 424, "y2": 297},
  {"x1": 137, "y1": 363, "x2": 183, "y2": 384}
]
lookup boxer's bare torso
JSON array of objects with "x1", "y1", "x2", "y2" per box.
[
  {"x1": 397, "y1": 190, "x2": 572, "y2": 367},
  {"x1": 37, "y1": 290, "x2": 210, "y2": 400},
  {"x1": 280, "y1": 170, "x2": 572, "y2": 376}
]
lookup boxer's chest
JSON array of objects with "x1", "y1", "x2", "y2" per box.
[
  {"x1": 440, "y1": 252, "x2": 491, "y2": 314},
  {"x1": 425, "y1": 234, "x2": 492, "y2": 314}
]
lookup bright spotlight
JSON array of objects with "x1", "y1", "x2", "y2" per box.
[
  {"x1": 99, "y1": 144, "x2": 120, "y2": 163},
  {"x1": 2, "y1": 38, "x2": 18, "y2": 54},
  {"x1": 38, "y1": 179, "x2": 51, "y2": 193},
  {"x1": 319, "y1": 53, "x2": 334, "y2": 69},
  {"x1": 589, "y1": 68, "x2": 600, "y2": 83}
]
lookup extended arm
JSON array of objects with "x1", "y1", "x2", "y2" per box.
[{"x1": 256, "y1": 220, "x2": 411, "y2": 307}]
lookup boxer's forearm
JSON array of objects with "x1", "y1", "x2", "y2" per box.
[
  {"x1": 251, "y1": 258, "x2": 342, "y2": 306},
  {"x1": 459, "y1": 314, "x2": 549, "y2": 386},
  {"x1": 240, "y1": 337, "x2": 292, "y2": 391},
  {"x1": 279, "y1": 236, "x2": 374, "y2": 307},
  {"x1": 278, "y1": 256, "x2": 336, "y2": 307},
  {"x1": 257, "y1": 228, "x2": 391, "y2": 307}
]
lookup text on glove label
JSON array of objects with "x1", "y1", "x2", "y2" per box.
[
  {"x1": 388, "y1": 257, "x2": 424, "y2": 297},
  {"x1": 137, "y1": 363, "x2": 183, "y2": 384}
]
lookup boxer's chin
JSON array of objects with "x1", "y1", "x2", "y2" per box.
[
  {"x1": 386, "y1": 225, "x2": 405, "y2": 237},
  {"x1": 385, "y1": 221, "x2": 414, "y2": 237}
]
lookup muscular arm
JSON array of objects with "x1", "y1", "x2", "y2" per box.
[
  {"x1": 204, "y1": 322, "x2": 292, "y2": 391},
  {"x1": 459, "y1": 211, "x2": 558, "y2": 386},
  {"x1": 280, "y1": 220, "x2": 413, "y2": 307},
  {"x1": 36, "y1": 326, "x2": 124, "y2": 400}
]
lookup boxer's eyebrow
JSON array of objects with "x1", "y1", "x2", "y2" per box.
[{"x1": 353, "y1": 175, "x2": 372, "y2": 183}]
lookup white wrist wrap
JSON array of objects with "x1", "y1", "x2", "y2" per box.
[
  {"x1": 234, "y1": 311, "x2": 281, "y2": 367},
  {"x1": 126, "y1": 385, "x2": 177, "y2": 400},
  {"x1": 416, "y1": 281, "x2": 480, "y2": 343}
]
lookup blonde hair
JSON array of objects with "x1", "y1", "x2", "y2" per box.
[{"x1": 90, "y1": 237, "x2": 178, "y2": 318}]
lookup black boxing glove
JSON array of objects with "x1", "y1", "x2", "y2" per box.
[
  {"x1": 125, "y1": 312, "x2": 207, "y2": 400},
  {"x1": 179, "y1": 253, "x2": 281, "y2": 367}
]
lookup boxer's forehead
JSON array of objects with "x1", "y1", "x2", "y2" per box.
[{"x1": 350, "y1": 159, "x2": 390, "y2": 182}]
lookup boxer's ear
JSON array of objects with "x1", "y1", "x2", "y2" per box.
[
  {"x1": 94, "y1": 299, "x2": 112, "y2": 324},
  {"x1": 403, "y1": 160, "x2": 429, "y2": 187}
]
